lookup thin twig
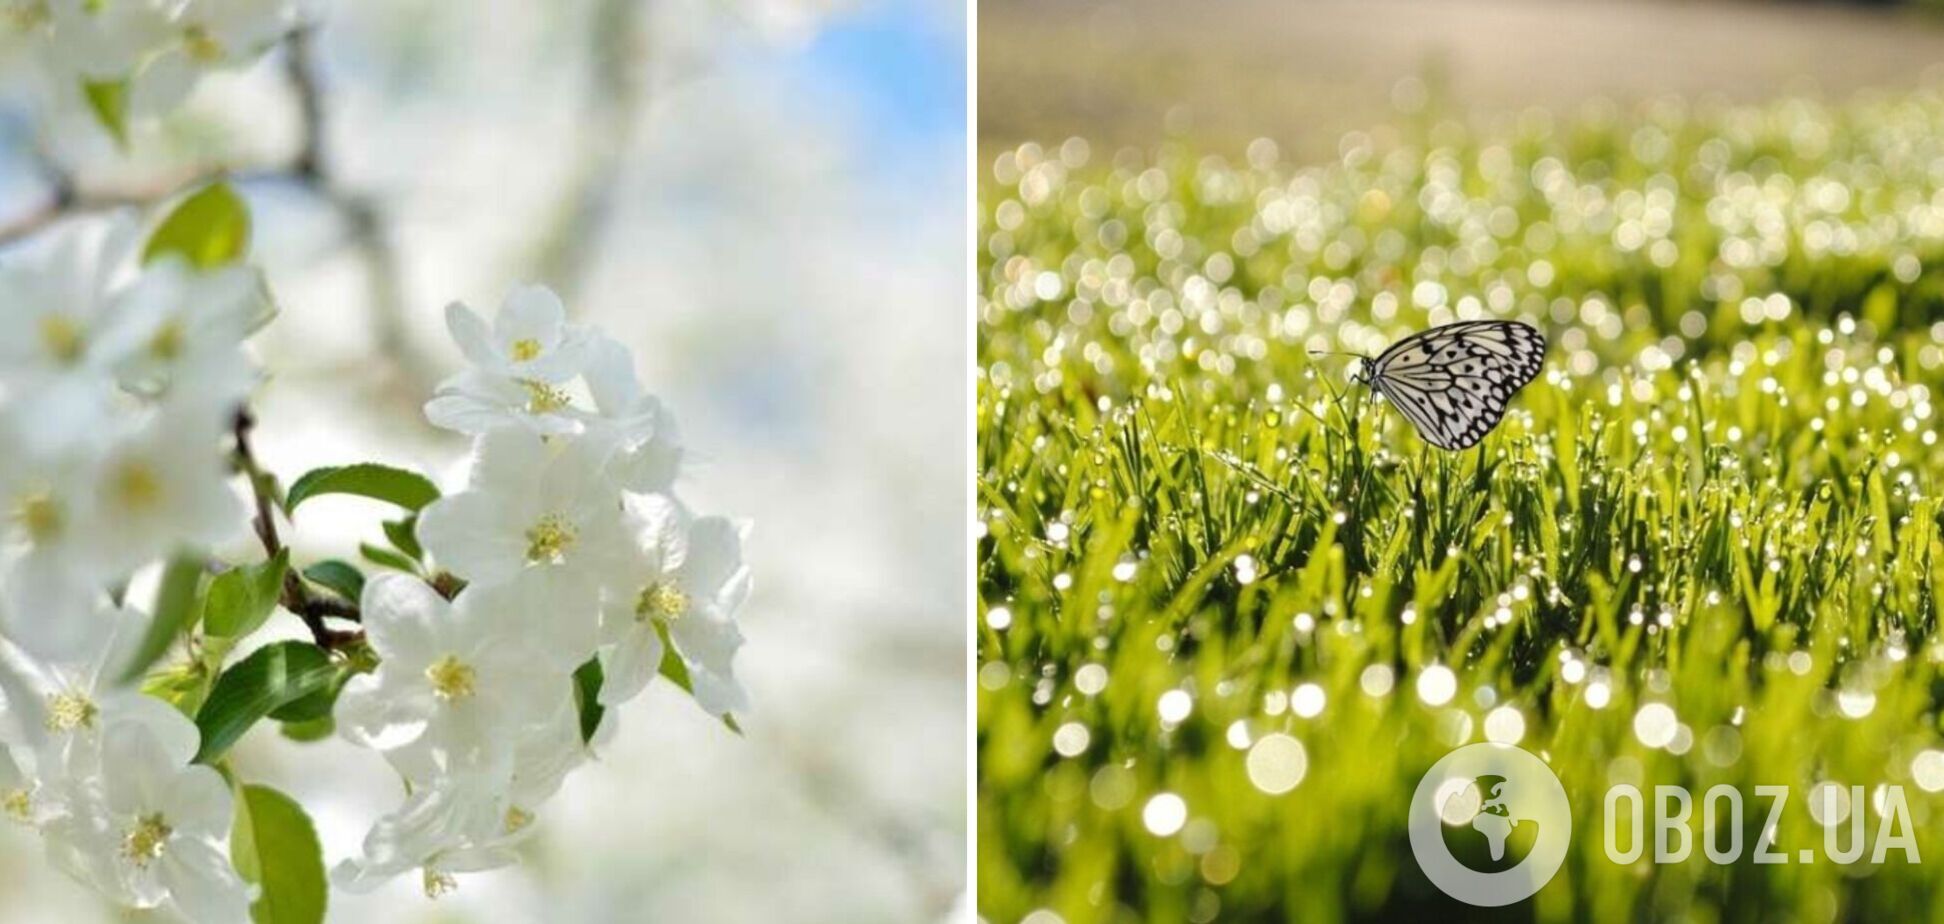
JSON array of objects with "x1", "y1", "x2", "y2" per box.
[
  {"x1": 231, "y1": 408, "x2": 363, "y2": 649},
  {"x1": 280, "y1": 26, "x2": 435, "y2": 393},
  {"x1": 1, "y1": 27, "x2": 433, "y2": 391}
]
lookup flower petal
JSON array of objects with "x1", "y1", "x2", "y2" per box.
[
  {"x1": 681, "y1": 515, "x2": 747, "y2": 600},
  {"x1": 358, "y1": 573, "x2": 450, "y2": 665},
  {"x1": 417, "y1": 492, "x2": 529, "y2": 587},
  {"x1": 444, "y1": 301, "x2": 502, "y2": 370},
  {"x1": 335, "y1": 673, "x2": 435, "y2": 753},
  {"x1": 160, "y1": 838, "x2": 253, "y2": 924},
  {"x1": 596, "y1": 627, "x2": 663, "y2": 707},
  {"x1": 163, "y1": 765, "x2": 233, "y2": 838},
  {"x1": 495, "y1": 285, "x2": 567, "y2": 352}
]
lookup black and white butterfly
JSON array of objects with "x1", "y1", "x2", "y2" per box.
[{"x1": 1337, "y1": 320, "x2": 1547, "y2": 451}]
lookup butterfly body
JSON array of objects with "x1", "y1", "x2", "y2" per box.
[{"x1": 1353, "y1": 320, "x2": 1546, "y2": 450}]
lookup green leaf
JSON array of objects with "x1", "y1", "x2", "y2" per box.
[
  {"x1": 194, "y1": 642, "x2": 337, "y2": 763},
  {"x1": 382, "y1": 515, "x2": 423, "y2": 562},
  {"x1": 141, "y1": 660, "x2": 215, "y2": 717},
  {"x1": 284, "y1": 464, "x2": 439, "y2": 516},
  {"x1": 203, "y1": 550, "x2": 290, "y2": 639},
  {"x1": 144, "y1": 182, "x2": 251, "y2": 269},
  {"x1": 572, "y1": 658, "x2": 605, "y2": 744},
  {"x1": 358, "y1": 542, "x2": 419, "y2": 573},
  {"x1": 82, "y1": 79, "x2": 129, "y2": 145},
  {"x1": 121, "y1": 554, "x2": 206, "y2": 684},
  {"x1": 278, "y1": 716, "x2": 335, "y2": 743},
  {"x1": 654, "y1": 624, "x2": 742, "y2": 735},
  {"x1": 301, "y1": 560, "x2": 365, "y2": 602},
  {"x1": 267, "y1": 663, "x2": 348, "y2": 723},
  {"x1": 230, "y1": 783, "x2": 327, "y2": 924}
]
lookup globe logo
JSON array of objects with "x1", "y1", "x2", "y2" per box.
[{"x1": 1408, "y1": 744, "x2": 1572, "y2": 906}]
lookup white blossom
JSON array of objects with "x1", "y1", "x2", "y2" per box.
[
  {"x1": 423, "y1": 286, "x2": 597, "y2": 436},
  {"x1": 0, "y1": 412, "x2": 115, "y2": 659},
  {"x1": 128, "y1": 0, "x2": 301, "y2": 116},
  {"x1": 41, "y1": 719, "x2": 252, "y2": 924},
  {"x1": 8, "y1": 605, "x2": 198, "y2": 794},
  {"x1": 596, "y1": 494, "x2": 750, "y2": 717},
  {"x1": 0, "y1": 211, "x2": 153, "y2": 451},
  {"x1": 583, "y1": 332, "x2": 681, "y2": 494},
  {"x1": 335, "y1": 699, "x2": 605, "y2": 897},
  {"x1": 4, "y1": 0, "x2": 306, "y2": 124},
  {"x1": 416, "y1": 426, "x2": 630, "y2": 621},
  {"x1": 110, "y1": 256, "x2": 265, "y2": 403},
  {"x1": 336, "y1": 574, "x2": 582, "y2": 779},
  {"x1": 82, "y1": 396, "x2": 245, "y2": 579}
]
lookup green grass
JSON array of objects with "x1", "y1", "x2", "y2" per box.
[{"x1": 977, "y1": 91, "x2": 1944, "y2": 922}]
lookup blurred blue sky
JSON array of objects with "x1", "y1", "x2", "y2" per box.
[{"x1": 779, "y1": 0, "x2": 965, "y2": 149}]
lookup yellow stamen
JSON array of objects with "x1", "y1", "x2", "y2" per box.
[
  {"x1": 15, "y1": 491, "x2": 61, "y2": 543},
  {"x1": 635, "y1": 581, "x2": 689, "y2": 622},
  {"x1": 182, "y1": 24, "x2": 222, "y2": 61},
  {"x1": 2, "y1": 788, "x2": 30, "y2": 824},
  {"x1": 509, "y1": 338, "x2": 542, "y2": 362},
  {"x1": 38, "y1": 314, "x2": 82, "y2": 364},
  {"x1": 524, "y1": 513, "x2": 577, "y2": 563},
  {"x1": 149, "y1": 319, "x2": 185, "y2": 360},
  {"x1": 423, "y1": 869, "x2": 457, "y2": 899},
  {"x1": 504, "y1": 806, "x2": 533, "y2": 834},
  {"x1": 121, "y1": 813, "x2": 171, "y2": 869},
  {"x1": 519, "y1": 378, "x2": 571, "y2": 414},
  {"x1": 111, "y1": 461, "x2": 162, "y2": 512},
  {"x1": 425, "y1": 655, "x2": 477, "y2": 702},
  {"x1": 44, "y1": 691, "x2": 97, "y2": 732}
]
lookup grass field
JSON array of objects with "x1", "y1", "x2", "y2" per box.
[{"x1": 977, "y1": 91, "x2": 1944, "y2": 921}]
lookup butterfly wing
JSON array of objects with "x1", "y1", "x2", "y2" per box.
[{"x1": 1367, "y1": 320, "x2": 1546, "y2": 450}]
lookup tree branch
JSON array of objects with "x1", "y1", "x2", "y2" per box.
[
  {"x1": 1, "y1": 27, "x2": 434, "y2": 394},
  {"x1": 231, "y1": 408, "x2": 363, "y2": 650}
]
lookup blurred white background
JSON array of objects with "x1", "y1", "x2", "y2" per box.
[{"x1": 0, "y1": 0, "x2": 967, "y2": 921}]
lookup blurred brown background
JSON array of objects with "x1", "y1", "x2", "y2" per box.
[{"x1": 980, "y1": 0, "x2": 1944, "y2": 164}]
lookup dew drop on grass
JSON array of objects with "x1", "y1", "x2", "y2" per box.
[
  {"x1": 1075, "y1": 663, "x2": 1108, "y2": 695},
  {"x1": 1806, "y1": 782, "x2": 1851, "y2": 827},
  {"x1": 1053, "y1": 722, "x2": 1092, "y2": 757},
  {"x1": 1702, "y1": 726, "x2": 1742, "y2": 767},
  {"x1": 1143, "y1": 793, "x2": 1187, "y2": 836},
  {"x1": 1291, "y1": 683, "x2": 1325, "y2": 718},
  {"x1": 1837, "y1": 689, "x2": 1876, "y2": 719},
  {"x1": 1158, "y1": 689, "x2": 1193, "y2": 723},
  {"x1": 1633, "y1": 703, "x2": 1678, "y2": 748},
  {"x1": 978, "y1": 662, "x2": 1011, "y2": 691},
  {"x1": 1788, "y1": 651, "x2": 1814, "y2": 675},
  {"x1": 1359, "y1": 664, "x2": 1394, "y2": 697},
  {"x1": 1911, "y1": 751, "x2": 1944, "y2": 792},
  {"x1": 1484, "y1": 706, "x2": 1525, "y2": 745},
  {"x1": 1233, "y1": 555, "x2": 1258, "y2": 585},
  {"x1": 1245, "y1": 734, "x2": 1308, "y2": 795},
  {"x1": 1417, "y1": 666, "x2": 1457, "y2": 706}
]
